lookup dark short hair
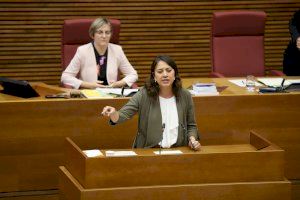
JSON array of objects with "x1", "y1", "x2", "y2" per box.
[{"x1": 145, "y1": 55, "x2": 182, "y2": 99}]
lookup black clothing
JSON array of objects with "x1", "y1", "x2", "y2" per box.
[
  {"x1": 283, "y1": 10, "x2": 300, "y2": 76},
  {"x1": 92, "y1": 42, "x2": 108, "y2": 85}
]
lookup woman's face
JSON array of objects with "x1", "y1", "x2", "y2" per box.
[
  {"x1": 154, "y1": 61, "x2": 175, "y2": 88},
  {"x1": 93, "y1": 24, "x2": 111, "y2": 48}
]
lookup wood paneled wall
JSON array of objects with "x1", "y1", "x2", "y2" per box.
[{"x1": 0, "y1": 0, "x2": 299, "y2": 85}]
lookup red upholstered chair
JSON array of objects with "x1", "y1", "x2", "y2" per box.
[
  {"x1": 61, "y1": 18, "x2": 120, "y2": 71},
  {"x1": 210, "y1": 11, "x2": 284, "y2": 77}
]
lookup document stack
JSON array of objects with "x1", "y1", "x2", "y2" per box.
[{"x1": 190, "y1": 82, "x2": 219, "y2": 96}]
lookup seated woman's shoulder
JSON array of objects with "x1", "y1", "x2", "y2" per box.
[
  {"x1": 108, "y1": 43, "x2": 122, "y2": 49},
  {"x1": 77, "y1": 43, "x2": 93, "y2": 51}
]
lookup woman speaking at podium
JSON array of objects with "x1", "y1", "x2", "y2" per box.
[{"x1": 102, "y1": 55, "x2": 201, "y2": 150}]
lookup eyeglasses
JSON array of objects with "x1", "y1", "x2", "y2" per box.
[{"x1": 95, "y1": 30, "x2": 111, "y2": 36}]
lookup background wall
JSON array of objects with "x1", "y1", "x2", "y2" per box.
[{"x1": 0, "y1": 0, "x2": 299, "y2": 86}]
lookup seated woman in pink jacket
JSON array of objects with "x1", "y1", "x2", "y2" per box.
[{"x1": 61, "y1": 17, "x2": 138, "y2": 89}]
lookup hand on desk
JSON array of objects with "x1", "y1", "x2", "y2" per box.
[
  {"x1": 80, "y1": 81, "x2": 106, "y2": 89},
  {"x1": 109, "y1": 80, "x2": 126, "y2": 88},
  {"x1": 189, "y1": 136, "x2": 201, "y2": 151}
]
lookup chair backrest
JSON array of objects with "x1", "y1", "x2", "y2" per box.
[
  {"x1": 211, "y1": 11, "x2": 267, "y2": 77},
  {"x1": 61, "y1": 18, "x2": 121, "y2": 70}
]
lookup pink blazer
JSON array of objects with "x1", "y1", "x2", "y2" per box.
[{"x1": 61, "y1": 43, "x2": 138, "y2": 89}]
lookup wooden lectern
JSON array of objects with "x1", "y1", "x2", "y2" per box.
[{"x1": 59, "y1": 131, "x2": 290, "y2": 200}]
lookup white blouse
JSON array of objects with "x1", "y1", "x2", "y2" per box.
[{"x1": 159, "y1": 96, "x2": 179, "y2": 148}]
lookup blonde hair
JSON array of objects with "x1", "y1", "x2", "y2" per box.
[{"x1": 89, "y1": 17, "x2": 112, "y2": 38}]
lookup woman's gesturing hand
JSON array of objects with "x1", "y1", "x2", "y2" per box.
[{"x1": 101, "y1": 106, "x2": 116, "y2": 117}]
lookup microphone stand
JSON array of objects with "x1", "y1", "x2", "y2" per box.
[
  {"x1": 259, "y1": 78, "x2": 287, "y2": 93},
  {"x1": 159, "y1": 123, "x2": 165, "y2": 155},
  {"x1": 121, "y1": 86, "x2": 125, "y2": 97},
  {"x1": 132, "y1": 133, "x2": 138, "y2": 149},
  {"x1": 280, "y1": 78, "x2": 285, "y2": 92}
]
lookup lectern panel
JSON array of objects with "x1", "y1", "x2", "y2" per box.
[
  {"x1": 59, "y1": 166, "x2": 291, "y2": 200},
  {"x1": 64, "y1": 132, "x2": 284, "y2": 189}
]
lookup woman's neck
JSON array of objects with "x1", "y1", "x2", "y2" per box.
[
  {"x1": 94, "y1": 42, "x2": 107, "y2": 55},
  {"x1": 159, "y1": 87, "x2": 174, "y2": 98}
]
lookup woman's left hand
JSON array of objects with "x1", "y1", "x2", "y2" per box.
[
  {"x1": 109, "y1": 80, "x2": 126, "y2": 88},
  {"x1": 189, "y1": 136, "x2": 201, "y2": 151}
]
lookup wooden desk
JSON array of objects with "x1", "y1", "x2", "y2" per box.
[{"x1": 0, "y1": 79, "x2": 300, "y2": 195}]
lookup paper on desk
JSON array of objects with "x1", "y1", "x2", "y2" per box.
[
  {"x1": 105, "y1": 150, "x2": 137, "y2": 157},
  {"x1": 189, "y1": 82, "x2": 219, "y2": 96},
  {"x1": 96, "y1": 88, "x2": 138, "y2": 96},
  {"x1": 82, "y1": 149, "x2": 103, "y2": 157},
  {"x1": 287, "y1": 79, "x2": 300, "y2": 84},
  {"x1": 229, "y1": 79, "x2": 262, "y2": 87},
  {"x1": 81, "y1": 89, "x2": 112, "y2": 99},
  {"x1": 257, "y1": 78, "x2": 290, "y2": 87},
  {"x1": 153, "y1": 150, "x2": 183, "y2": 155},
  {"x1": 189, "y1": 90, "x2": 219, "y2": 96},
  {"x1": 257, "y1": 78, "x2": 300, "y2": 87}
]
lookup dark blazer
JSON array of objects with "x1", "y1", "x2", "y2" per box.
[
  {"x1": 115, "y1": 87, "x2": 200, "y2": 148},
  {"x1": 283, "y1": 10, "x2": 300, "y2": 75}
]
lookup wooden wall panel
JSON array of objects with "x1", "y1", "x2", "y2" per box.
[{"x1": 0, "y1": 0, "x2": 299, "y2": 85}]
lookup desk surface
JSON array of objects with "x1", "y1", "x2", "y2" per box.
[
  {"x1": 1, "y1": 77, "x2": 300, "y2": 102},
  {"x1": 0, "y1": 78, "x2": 300, "y2": 192},
  {"x1": 182, "y1": 77, "x2": 300, "y2": 96}
]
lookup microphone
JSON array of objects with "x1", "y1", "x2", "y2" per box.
[
  {"x1": 159, "y1": 123, "x2": 165, "y2": 155},
  {"x1": 132, "y1": 132, "x2": 138, "y2": 149},
  {"x1": 280, "y1": 78, "x2": 285, "y2": 91},
  {"x1": 121, "y1": 87, "x2": 125, "y2": 97},
  {"x1": 259, "y1": 78, "x2": 286, "y2": 93}
]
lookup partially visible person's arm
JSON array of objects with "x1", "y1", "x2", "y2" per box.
[
  {"x1": 80, "y1": 80, "x2": 106, "y2": 89},
  {"x1": 289, "y1": 10, "x2": 300, "y2": 49},
  {"x1": 109, "y1": 79, "x2": 127, "y2": 88}
]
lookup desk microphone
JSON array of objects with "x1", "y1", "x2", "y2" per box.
[
  {"x1": 259, "y1": 78, "x2": 286, "y2": 93},
  {"x1": 159, "y1": 123, "x2": 165, "y2": 155},
  {"x1": 121, "y1": 87, "x2": 125, "y2": 97},
  {"x1": 132, "y1": 132, "x2": 138, "y2": 149}
]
